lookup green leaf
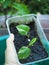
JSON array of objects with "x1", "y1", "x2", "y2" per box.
[
  {"x1": 29, "y1": 38, "x2": 37, "y2": 47},
  {"x1": 12, "y1": 3, "x2": 29, "y2": 15},
  {"x1": 18, "y1": 46, "x2": 31, "y2": 59},
  {"x1": 0, "y1": 0, "x2": 5, "y2": 4},
  {"x1": 2, "y1": 0, "x2": 11, "y2": 8},
  {"x1": 16, "y1": 24, "x2": 30, "y2": 35}
]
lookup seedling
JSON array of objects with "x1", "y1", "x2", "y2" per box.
[
  {"x1": 16, "y1": 24, "x2": 30, "y2": 38},
  {"x1": 16, "y1": 24, "x2": 37, "y2": 59},
  {"x1": 18, "y1": 38, "x2": 37, "y2": 59}
]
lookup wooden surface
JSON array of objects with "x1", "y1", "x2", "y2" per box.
[
  {"x1": 38, "y1": 15, "x2": 49, "y2": 41},
  {"x1": 44, "y1": 29, "x2": 49, "y2": 41},
  {"x1": 41, "y1": 19, "x2": 49, "y2": 41}
]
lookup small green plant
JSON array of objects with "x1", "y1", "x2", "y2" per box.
[
  {"x1": 16, "y1": 24, "x2": 37, "y2": 59},
  {"x1": 16, "y1": 24, "x2": 30, "y2": 36},
  {"x1": 18, "y1": 38, "x2": 37, "y2": 59}
]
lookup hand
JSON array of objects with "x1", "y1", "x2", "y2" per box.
[{"x1": 5, "y1": 34, "x2": 21, "y2": 65}]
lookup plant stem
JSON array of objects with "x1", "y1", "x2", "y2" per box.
[
  {"x1": 27, "y1": 45, "x2": 30, "y2": 48},
  {"x1": 26, "y1": 34, "x2": 30, "y2": 38}
]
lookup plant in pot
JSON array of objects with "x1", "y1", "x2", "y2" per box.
[
  {"x1": 16, "y1": 24, "x2": 37, "y2": 59},
  {"x1": 6, "y1": 15, "x2": 49, "y2": 65}
]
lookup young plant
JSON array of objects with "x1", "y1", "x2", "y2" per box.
[
  {"x1": 18, "y1": 38, "x2": 37, "y2": 59},
  {"x1": 16, "y1": 24, "x2": 30, "y2": 37},
  {"x1": 16, "y1": 24, "x2": 37, "y2": 59}
]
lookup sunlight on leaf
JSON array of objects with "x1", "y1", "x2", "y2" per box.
[
  {"x1": 16, "y1": 24, "x2": 30, "y2": 35},
  {"x1": 18, "y1": 46, "x2": 31, "y2": 59}
]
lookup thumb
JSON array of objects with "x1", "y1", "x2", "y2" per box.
[{"x1": 5, "y1": 34, "x2": 21, "y2": 65}]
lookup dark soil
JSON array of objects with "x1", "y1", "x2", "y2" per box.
[{"x1": 10, "y1": 22, "x2": 48, "y2": 64}]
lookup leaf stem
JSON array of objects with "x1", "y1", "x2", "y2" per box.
[{"x1": 26, "y1": 34, "x2": 30, "y2": 38}]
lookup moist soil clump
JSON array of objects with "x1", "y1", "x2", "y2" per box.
[{"x1": 10, "y1": 21, "x2": 48, "y2": 64}]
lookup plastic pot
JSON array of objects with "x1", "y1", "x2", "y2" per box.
[
  {"x1": 37, "y1": 15, "x2": 49, "y2": 41},
  {"x1": 6, "y1": 14, "x2": 49, "y2": 65}
]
